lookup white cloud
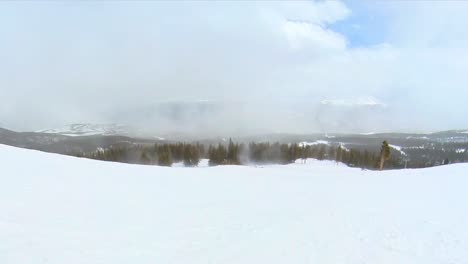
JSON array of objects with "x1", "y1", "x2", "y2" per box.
[
  {"x1": 0, "y1": 1, "x2": 467, "y2": 133},
  {"x1": 282, "y1": 20, "x2": 347, "y2": 51},
  {"x1": 259, "y1": 1, "x2": 350, "y2": 25}
]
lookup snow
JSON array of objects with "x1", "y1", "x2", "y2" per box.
[
  {"x1": 172, "y1": 159, "x2": 210, "y2": 168},
  {"x1": 1, "y1": 144, "x2": 468, "y2": 264},
  {"x1": 321, "y1": 96, "x2": 386, "y2": 107},
  {"x1": 406, "y1": 136, "x2": 430, "y2": 140},
  {"x1": 298, "y1": 140, "x2": 329, "y2": 147},
  {"x1": 338, "y1": 142, "x2": 350, "y2": 152},
  {"x1": 37, "y1": 123, "x2": 127, "y2": 137},
  {"x1": 407, "y1": 145, "x2": 426, "y2": 149},
  {"x1": 389, "y1": 144, "x2": 407, "y2": 156},
  {"x1": 360, "y1": 132, "x2": 376, "y2": 135}
]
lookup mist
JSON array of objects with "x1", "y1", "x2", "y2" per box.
[{"x1": 1, "y1": 1, "x2": 467, "y2": 134}]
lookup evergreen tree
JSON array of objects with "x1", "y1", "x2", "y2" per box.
[
  {"x1": 158, "y1": 144, "x2": 173, "y2": 167},
  {"x1": 183, "y1": 144, "x2": 200, "y2": 167},
  {"x1": 208, "y1": 143, "x2": 227, "y2": 166},
  {"x1": 197, "y1": 143, "x2": 205, "y2": 159},
  {"x1": 328, "y1": 146, "x2": 336, "y2": 161},
  {"x1": 318, "y1": 145, "x2": 326, "y2": 160},
  {"x1": 140, "y1": 149, "x2": 151, "y2": 164},
  {"x1": 301, "y1": 145, "x2": 310, "y2": 163},
  {"x1": 227, "y1": 138, "x2": 240, "y2": 164},
  {"x1": 362, "y1": 150, "x2": 371, "y2": 169},
  {"x1": 335, "y1": 146, "x2": 343, "y2": 163},
  {"x1": 379, "y1": 140, "x2": 391, "y2": 170}
]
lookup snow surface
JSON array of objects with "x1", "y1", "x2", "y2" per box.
[{"x1": 1, "y1": 144, "x2": 468, "y2": 264}]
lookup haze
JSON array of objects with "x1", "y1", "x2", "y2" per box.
[{"x1": 1, "y1": 1, "x2": 467, "y2": 134}]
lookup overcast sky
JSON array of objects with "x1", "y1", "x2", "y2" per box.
[{"x1": 0, "y1": 1, "x2": 467, "y2": 133}]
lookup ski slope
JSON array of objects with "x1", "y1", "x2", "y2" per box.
[{"x1": 1, "y1": 144, "x2": 468, "y2": 264}]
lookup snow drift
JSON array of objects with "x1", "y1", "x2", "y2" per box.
[{"x1": 1, "y1": 144, "x2": 467, "y2": 263}]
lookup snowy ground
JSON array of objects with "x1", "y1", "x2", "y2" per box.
[{"x1": 1, "y1": 144, "x2": 468, "y2": 264}]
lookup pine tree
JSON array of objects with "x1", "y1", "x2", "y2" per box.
[
  {"x1": 327, "y1": 146, "x2": 336, "y2": 161},
  {"x1": 318, "y1": 145, "x2": 326, "y2": 160},
  {"x1": 208, "y1": 143, "x2": 227, "y2": 166},
  {"x1": 158, "y1": 144, "x2": 173, "y2": 167},
  {"x1": 335, "y1": 146, "x2": 343, "y2": 163},
  {"x1": 191, "y1": 145, "x2": 200, "y2": 166},
  {"x1": 301, "y1": 145, "x2": 310, "y2": 163},
  {"x1": 183, "y1": 144, "x2": 200, "y2": 167},
  {"x1": 379, "y1": 140, "x2": 391, "y2": 170},
  {"x1": 141, "y1": 149, "x2": 151, "y2": 164},
  {"x1": 208, "y1": 145, "x2": 215, "y2": 165},
  {"x1": 362, "y1": 150, "x2": 371, "y2": 169},
  {"x1": 197, "y1": 143, "x2": 205, "y2": 159},
  {"x1": 227, "y1": 138, "x2": 240, "y2": 164}
]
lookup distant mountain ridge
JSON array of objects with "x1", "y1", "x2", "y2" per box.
[
  {"x1": 0, "y1": 127, "x2": 159, "y2": 155},
  {"x1": 36, "y1": 123, "x2": 129, "y2": 137}
]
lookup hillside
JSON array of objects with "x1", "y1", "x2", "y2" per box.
[
  {"x1": 2, "y1": 126, "x2": 468, "y2": 168},
  {"x1": 1, "y1": 144, "x2": 467, "y2": 263}
]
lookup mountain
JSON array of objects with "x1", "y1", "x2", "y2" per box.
[
  {"x1": 36, "y1": 123, "x2": 130, "y2": 137},
  {"x1": 0, "y1": 127, "x2": 160, "y2": 155}
]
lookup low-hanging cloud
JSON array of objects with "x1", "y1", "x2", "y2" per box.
[{"x1": 0, "y1": 1, "x2": 467, "y2": 134}]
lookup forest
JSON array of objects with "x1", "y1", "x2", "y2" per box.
[{"x1": 73, "y1": 139, "x2": 423, "y2": 170}]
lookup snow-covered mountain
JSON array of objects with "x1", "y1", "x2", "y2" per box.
[
  {"x1": 1, "y1": 144, "x2": 468, "y2": 263},
  {"x1": 36, "y1": 123, "x2": 129, "y2": 136}
]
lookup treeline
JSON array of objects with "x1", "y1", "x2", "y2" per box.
[
  {"x1": 84, "y1": 143, "x2": 204, "y2": 167},
  {"x1": 208, "y1": 140, "x2": 398, "y2": 169},
  {"x1": 76, "y1": 139, "x2": 403, "y2": 170}
]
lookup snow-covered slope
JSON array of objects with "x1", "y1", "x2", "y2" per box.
[{"x1": 1, "y1": 144, "x2": 468, "y2": 264}]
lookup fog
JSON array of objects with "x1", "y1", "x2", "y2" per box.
[{"x1": 1, "y1": 1, "x2": 467, "y2": 134}]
